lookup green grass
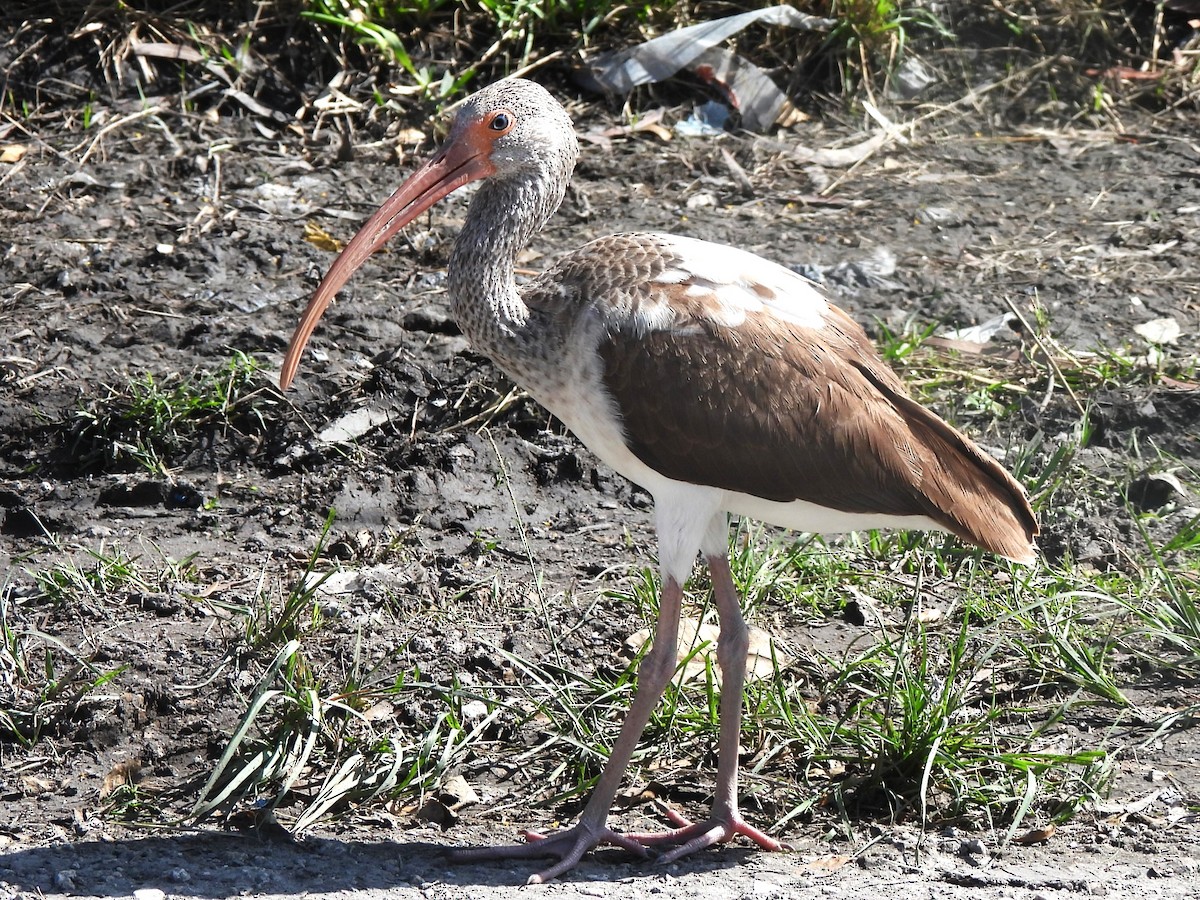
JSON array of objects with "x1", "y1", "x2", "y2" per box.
[
  {"x1": 299, "y1": 0, "x2": 660, "y2": 106},
  {"x1": 183, "y1": 542, "x2": 1132, "y2": 837},
  {"x1": 823, "y1": 0, "x2": 953, "y2": 97},
  {"x1": 175, "y1": 388, "x2": 1198, "y2": 837},
  {"x1": 0, "y1": 589, "x2": 128, "y2": 748},
  {"x1": 65, "y1": 351, "x2": 277, "y2": 475},
  {"x1": 3, "y1": 540, "x2": 200, "y2": 749},
  {"x1": 189, "y1": 622, "x2": 510, "y2": 830}
]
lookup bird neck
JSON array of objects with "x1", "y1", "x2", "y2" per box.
[{"x1": 448, "y1": 171, "x2": 565, "y2": 341}]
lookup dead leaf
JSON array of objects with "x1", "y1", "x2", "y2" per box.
[
  {"x1": 394, "y1": 127, "x2": 426, "y2": 145},
  {"x1": 304, "y1": 220, "x2": 342, "y2": 253},
  {"x1": 794, "y1": 132, "x2": 889, "y2": 168},
  {"x1": 801, "y1": 854, "x2": 851, "y2": 876},
  {"x1": 1, "y1": 144, "x2": 27, "y2": 163},
  {"x1": 21, "y1": 775, "x2": 57, "y2": 795},
  {"x1": 101, "y1": 760, "x2": 142, "y2": 798},
  {"x1": 131, "y1": 41, "x2": 205, "y2": 64},
  {"x1": 603, "y1": 109, "x2": 672, "y2": 142},
  {"x1": 1133, "y1": 316, "x2": 1181, "y2": 345},
  {"x1": 1012, "y1": 823, "x2": 1056, "y2": 845}
]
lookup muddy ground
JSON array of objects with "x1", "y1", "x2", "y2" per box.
[{"x1": 3, "y1": 16, "x2": 1200, "y2": 900}]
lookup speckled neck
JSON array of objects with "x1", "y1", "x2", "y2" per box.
[{"x1": 447, "y1": 157, "x2": 571, "y2": 352}]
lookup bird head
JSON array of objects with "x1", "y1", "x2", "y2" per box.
[
  {"x1": 279, "y1": 79, "x2": 578, "y2": 390},
  {"x1": 452, "y1": 79, "x2": 577, "y2": 185}
]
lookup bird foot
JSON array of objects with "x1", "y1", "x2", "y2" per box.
[
  {"x1": 624, "y1": 802, "x2": 790, "y2": 864},
  {"x1": 444, "y1": 821, "x2": 650, "y2": 884}
]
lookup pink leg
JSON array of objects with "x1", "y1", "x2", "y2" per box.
[
  {"x1": 445, "y1": 575, "x2": 686, "y2": 884},
  {"x1": 626, "y1": 553, "x2": 786, "y2": 862}
]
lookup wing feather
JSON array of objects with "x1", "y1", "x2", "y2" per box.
[{"x1": 595, "y1": 277, "x2": 1036, "y2": 560}]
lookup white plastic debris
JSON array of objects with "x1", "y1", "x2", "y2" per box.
[
  {"x1": 581, "y1": 7, "x2": 833, "y2": 131},
  {"x1": 941, "y1": 312, "x2": 1017, "y2": 345},
  {"x1": 317, "y1": 407, "x2": 391, "y2": 444}
]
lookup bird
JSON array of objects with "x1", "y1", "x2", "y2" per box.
[{"x1": 279, "y1": 78, "x2": 1037, "y2": 883}]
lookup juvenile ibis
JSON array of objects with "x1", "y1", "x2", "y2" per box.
[{"x1": 279, "y1": 78, "x2": 1037, "y2": 883}]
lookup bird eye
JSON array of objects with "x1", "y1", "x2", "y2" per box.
[{"x1": 489, "y1": 111, "x2": 513, "y2": 132}]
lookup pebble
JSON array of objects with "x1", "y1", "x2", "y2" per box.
[
  {"x1": 962, "y1": 837, "x2": 987, "y2": 855},
  {"x1": 134, "y1": 889, "x2": 165, "y2": 900},
  {"x1": 460, "y1": 698, "x2": 489, "y2": 724},
  {"x1": 53, "y1": 870, "x2": 77, "y2": 890}
]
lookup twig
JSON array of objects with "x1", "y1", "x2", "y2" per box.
[
  {"x1": 75, "y1": 104, "x2": 167, "y2": 165},
  {"x1": 1003, "y1": 294, "x2": 1087, "y2": 419},
  {"x1": 821, "y1": 55, "x2": 1063, "y2": 197},
  {"x1": 483, "y1": 427, "x2": 559, "y2": 669},
  {"x1": 0, "y1": 157, "x2": 27, "y2": 191}
]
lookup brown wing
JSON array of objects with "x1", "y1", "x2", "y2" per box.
[{"x1": 597, "y1": 290, "x2": 1037, "y2": 561}]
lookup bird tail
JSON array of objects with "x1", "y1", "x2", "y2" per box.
[{"x1": 890, "y1": 390, "x2": 1039, "y2": 564}]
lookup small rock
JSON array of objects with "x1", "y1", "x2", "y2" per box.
[
  {"x1": 134, "y1": 889, "x2": 166, "y2": 900},
  {"x1": 961, "y1": 837, "x2": 987, "y2": 855},
  {"x1": 170, "y1": 867, "x2": 191, "y2": 883},
  {"x1": 460, "y1": 699, "x2": 489, "y2": 725},
  {"x1": 843, "y1": 599, "x2": 868, "y2": 626},
  {"x1": 54, "y1": 870, "x2": 78, "y2": 890},
  {"x1": 1133, "y1": 316, "x2": 1181, "y2": 345},
  {"x1": 438, "y1": 773, "x2": 479, "y2": 809},
  {"x1": 97, "y1": 480, "x2": 167, "y2": 508},
  {"x1": 892, "y1": 56, "x2": 937, "y2": 98},
  {"x1": 415, "y1": 797, "x2": 456, "y2": 829},
  {"x1": 165, "y1": 482, "x2": 203, "y2": 509},
  {"x1": 919, "y1": 206, "x2": 962, "y2": 226},
  {"x1": 1, "y1": 506, "x2": 46, "y2": 538}
]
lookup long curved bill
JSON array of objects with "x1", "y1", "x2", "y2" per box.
[{"x1": 279, "y1": 132, "x2": 495, "y2": 390}]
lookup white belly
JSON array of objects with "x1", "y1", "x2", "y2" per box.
[{"x1": 540, "y1": 376, "x2": 946, "y2": 538}]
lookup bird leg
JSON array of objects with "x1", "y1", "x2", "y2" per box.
[
  {"x1": 624, "y1": 553, "x2": 786, "y2": 862},
  {"x1": 445, "y1": 574, "x2": 686, "y2": 884}
]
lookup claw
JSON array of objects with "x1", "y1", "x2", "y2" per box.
[
  {"x1": 446, "y1": 805, "x2": 787, "y2": 882},
  {"x1": 624, "y1": 804, "x2": 789, "y2": 864},
  {"x1": 444, "y1": 821, "x2": 649, "y2": 884}
]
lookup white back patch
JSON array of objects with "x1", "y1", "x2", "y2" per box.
[{"x1": 651, "y1": 233, "x2": 829, "y2": 331}]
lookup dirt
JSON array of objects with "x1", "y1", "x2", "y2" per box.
[{"x1": 2, "y1": 14, "x2": 1200, "y2": 900}]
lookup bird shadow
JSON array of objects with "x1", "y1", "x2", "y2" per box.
[{"x1": 0, "y1": 830, "x2": 759, "y2": 896}]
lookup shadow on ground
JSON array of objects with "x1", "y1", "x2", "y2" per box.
[{"x1": 0, "y1": 830, "x2": 762, "y2": 896}]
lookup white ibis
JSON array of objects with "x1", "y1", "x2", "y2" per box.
[{"x1": 279, "y1": 78, "x2": 1037, "y2": 883}]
